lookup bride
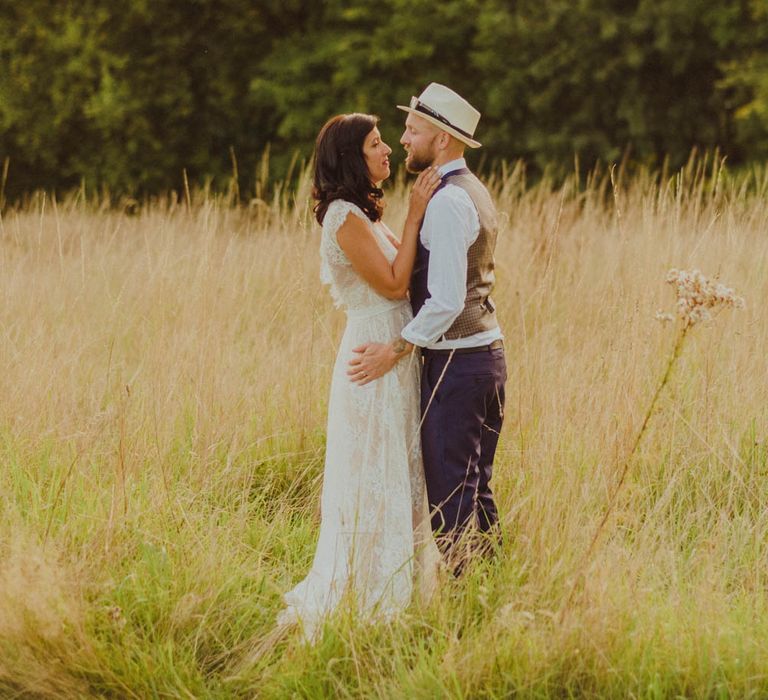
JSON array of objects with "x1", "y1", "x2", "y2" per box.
[{"x1": 278, "y1": 113, "x2": 442, "y2": 640}]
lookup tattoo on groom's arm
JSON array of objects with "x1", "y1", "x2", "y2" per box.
[{"x1": 391, "y1": 337, "x2": 412, "y2": 356}]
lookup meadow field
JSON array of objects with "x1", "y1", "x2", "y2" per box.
[{"x1": 1, "y1": 157, "x2": 767, "y2": 698}]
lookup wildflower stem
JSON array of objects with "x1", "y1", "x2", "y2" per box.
[{"x1": 558, "y1": 321, "x2": 690, "y2": 623}]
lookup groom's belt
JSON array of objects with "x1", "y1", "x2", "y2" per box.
[{"x1": 423, "y1": 339, "x2": 503, "y2": 356}]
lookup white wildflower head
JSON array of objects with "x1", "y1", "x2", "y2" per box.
[{"x1": 662, "y1": 268, "x2": 745, "y2": 326}]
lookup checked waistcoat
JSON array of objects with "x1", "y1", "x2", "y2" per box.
[{"x1": 410, "y1": 168, "x2": 499, "y2": 339}]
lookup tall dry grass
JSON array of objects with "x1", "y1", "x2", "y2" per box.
[{"x1": 1, "y1": 156, "x2": 767, "y2": 697}]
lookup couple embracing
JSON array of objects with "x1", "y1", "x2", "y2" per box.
[{"x1": 279, "y1": 84, "x2": 507, "y2": 640}]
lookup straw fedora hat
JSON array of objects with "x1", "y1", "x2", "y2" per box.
[{"x1": 397, "y1": 83, "x2": 482, "y2": 148}]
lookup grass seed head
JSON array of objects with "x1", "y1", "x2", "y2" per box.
[{"x1": 662, "y1": 268, "x2": 745, "y2": 326}]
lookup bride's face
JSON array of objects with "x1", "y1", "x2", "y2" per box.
[{"x1": 363, "y1": 127, "x2": 392, "y2": 184}]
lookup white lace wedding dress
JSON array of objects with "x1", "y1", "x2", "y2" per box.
[{"x1": 279, "y1": 199, "x2": 441, "y2": 640}]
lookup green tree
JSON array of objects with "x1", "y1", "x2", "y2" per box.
[
  {"x1": 472, "y1": 0, "x2": 761, "y2": 173},
  {"x1": 0, "y1": 1, "x2": 106, "y2": 193},
  {"x1": 719, "y1": 0, "x2": 768, "y2": 159},
  {"x1": 0, "y1": 0, "x2": 766, "y2": 197}
]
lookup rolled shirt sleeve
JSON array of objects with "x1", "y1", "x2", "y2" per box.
[{"x1": 401, "y1": 185, "x2": 479, "y2": 347}]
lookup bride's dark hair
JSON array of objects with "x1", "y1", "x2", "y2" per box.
[{"x1": 312, "y1": 113, "x2": 384, "y2": 225}]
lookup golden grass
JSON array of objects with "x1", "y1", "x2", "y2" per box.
[{"x1": 1, "y1": 156, "x2": 768, "y2": 697}]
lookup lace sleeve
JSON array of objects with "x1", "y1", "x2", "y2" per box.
[
  {"x1": 322, "y1": 201, "x2": 372, "y2": 261},
  {"x1": 320, "y1": 200, "x2": 373, "y2": 302}
]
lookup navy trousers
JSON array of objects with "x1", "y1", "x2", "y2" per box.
[{"x1": 420, "y1": 346, "x2": 506, "y2": 558}]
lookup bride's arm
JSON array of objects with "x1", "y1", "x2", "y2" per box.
[
  {"x1": 336, "y1": 167, "x2": 440, "y2": 300},
  {"x1": 379, "y1": 222, "x2": 401, "y2": 250}
]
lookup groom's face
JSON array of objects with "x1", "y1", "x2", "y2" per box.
[{"x1": 400, "y1": 114, "x2": 439, "y2": 173}]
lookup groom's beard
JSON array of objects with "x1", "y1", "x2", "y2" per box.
[{"x1": 405, "y1": 138, "x2": 437, "y2": 173}]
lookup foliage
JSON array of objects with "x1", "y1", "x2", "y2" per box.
[{"x1": 0, "y1": 0, "x2": 767, "y2": 197}]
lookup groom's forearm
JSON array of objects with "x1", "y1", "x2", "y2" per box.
[
  {"x1": 348, "y1": 337, "x2": 416, "y2": 385},
  {"x1": 391, "y1": 336, "x2": 415, "y2": 361}
]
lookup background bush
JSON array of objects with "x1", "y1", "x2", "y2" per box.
[{"x1": 1, "y1": 0, "x2": 766, "y2": 198}]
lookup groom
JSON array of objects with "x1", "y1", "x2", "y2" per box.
[{"x1": 348, "y1": 83, "x2": 506, "y2": 569}]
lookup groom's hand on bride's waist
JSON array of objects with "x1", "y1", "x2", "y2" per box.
[{"x1": 347, "y1": 338, "x2": 414, "y2": 385}]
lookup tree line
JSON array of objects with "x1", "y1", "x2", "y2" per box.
[{"x1": 1, "y1": 0, "x2": 766, "y2": 199}]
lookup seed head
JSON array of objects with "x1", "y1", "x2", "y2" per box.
[{"x1": 661, "y1": 268, "x2": 745, "y2": 326}]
